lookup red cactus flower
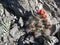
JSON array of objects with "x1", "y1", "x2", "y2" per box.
[
  {"x1": 42, "y1": 15, "x2": 47, "y2": 18},
  {"x1": 40, "y1": 10, "x2": 46, "y2": 15},
  {"x1": 37, "y1": 10, "x2": 46, "y2": 15}
]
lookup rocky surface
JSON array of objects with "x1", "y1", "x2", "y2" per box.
[{"x1": 0, "y1": 0, "x2": 60, "y2": 45}]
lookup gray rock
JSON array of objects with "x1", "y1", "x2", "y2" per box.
[{"x1": 19, "y1": 17, "x2": 24, "y2": 27}]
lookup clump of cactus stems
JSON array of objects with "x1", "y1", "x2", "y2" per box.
[
  {"x1": 30, "y1": 9, "x2": 52, "y2": 36},
  {"x1": 27, "y1": 0, "x2": 53, "y2": 43}
]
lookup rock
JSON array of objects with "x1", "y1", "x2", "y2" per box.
[
  {"x1": 51, "y1": 18, "x2": 59, "y2": 25},
  {"x1": 10, "y1": 24, "x2": 25, "y2": 41},
  {"x1": 19, "y1": 17, "x2": 24, "y2": 27},
  {"x1": 48, "y1": 36, "x2": 59, "y2": 45},
  {"x1": 0, "y1": 3, "x2": 4, "y2": 15}
]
